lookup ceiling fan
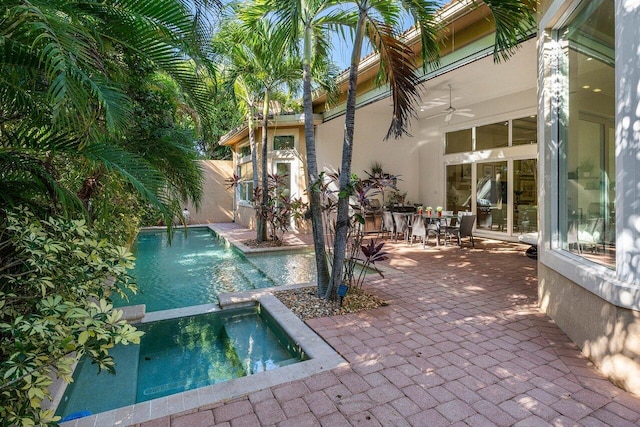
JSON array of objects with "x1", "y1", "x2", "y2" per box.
[{"x1": 443, "y1": 84, "x2": 474, "y2": 122}]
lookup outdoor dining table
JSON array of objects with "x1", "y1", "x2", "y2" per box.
[{"x1": 396, "y1": 213, "x2": 458, "y2": 246}]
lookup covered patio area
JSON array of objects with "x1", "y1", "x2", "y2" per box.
[{"x1": 133, "y1": 228, "x2": 640, "y2": 427}]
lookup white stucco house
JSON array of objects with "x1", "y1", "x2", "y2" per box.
[{"x1": 220, "y1": 0, "x2": 640, "y2": 395}]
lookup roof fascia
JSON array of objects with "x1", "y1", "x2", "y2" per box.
[
  {"x1": 322, "y1": 31, "x2": 511, "y2": 122},
  {"x1": 218, "y1": 114, "x2": 323, "y2": 146}
]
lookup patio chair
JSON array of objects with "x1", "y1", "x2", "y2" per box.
[
  {"x1": 441, "y1": 216, "x2": 459, "y2": 246},
  {"x1": 452, "y1": 214, "x2": 476, "y2": 248},
  {"x1": 391, "y1": 212, "x2": 409, "y2": 242},
  {"x1": 381, "y1": 211, "x2": 395, "y2": 239},
  {"x1": 425, "y1": 219, "x2": 440, "y2": 246},
  {"x1": 409, "y1": 214, "x2": 427, "y2": 248}
]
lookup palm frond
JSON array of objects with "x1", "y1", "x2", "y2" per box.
[
  {"x1": 474, "y1": 0, "x2": 536, "y2": 62},
  {"x1": 366, "y1": 19, "x2": 421, "y2": 140},
  {"x1": 399, "y1": 0, "x2": 443, "y2": 71},
  {"x1": 0, "y1": 149, "x2": 83, "y2": 215},
  {"x1": 82, "y1": 142, "x2": 174, "y2": 218}
]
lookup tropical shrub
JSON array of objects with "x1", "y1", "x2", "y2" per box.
[
  {"x1": 318, "y1": 172, "x2": 388, "y2": 299},
  {"x1": 255, "y1": 173, "x2": 308, "y2": 242},
  {"x1": 0, "y1": 208, "x2": 143, "y2": 426}
]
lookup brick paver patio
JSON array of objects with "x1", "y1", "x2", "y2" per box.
[{"x1": 133, "y1": 226, "x2": 640, "y2": 426}]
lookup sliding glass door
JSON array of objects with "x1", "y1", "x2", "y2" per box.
[{"x1": 476, "y1": 161, "x2": 508, "y2": 232}]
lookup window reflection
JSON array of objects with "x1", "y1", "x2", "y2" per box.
[
  {"x1": 446, "y1": 164, "x2": 472, "y2": 213},
  {"x1": 476, "y1": 162, "x2": 507, "y2": 232},
  {"x1": 558, "y1": 0, "x2": 615, "y2": 268},
  {"x1": 514, "y1": 159, "x2": 538, "y2": 233},
  {"x1": 476, "y1": 122, "x2": 508, "y2": 151},
  {"x1": 513, "y1": 117, "x2": 537, "y2": 146},
  {"x1": 445, "y1": 129, "x2": 472, "y2": 154}
]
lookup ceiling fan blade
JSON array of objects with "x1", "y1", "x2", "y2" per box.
[{"x1": 455, "y1": 112, "x2": 475, "y2": 118}]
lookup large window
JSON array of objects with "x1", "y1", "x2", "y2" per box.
[
  {"x1": 444, "y1": 116, "x2": 538, "y2": 236},
  {"x1": 445, "y1": 129, "x2": 472, "y2": 154},
  {"x1": 273, "y1": 135, "x2": 295, "y2": 150},
  {"x1": 476, "y1": 122, "x2": 508, "y2": 151},
  {"x1": 237, "y1": 162, "x2": 254, "y2": 202},
  {"x1": 512, "y1": 117, "x2": 537, "y2": 146},
  {"x1": 558, "y1": 0, "x2": 615, "y2": 268}
]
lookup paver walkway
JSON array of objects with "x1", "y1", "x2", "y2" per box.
[{"x1": 134, "y1": 227, "x2": 640, "y2": 427}]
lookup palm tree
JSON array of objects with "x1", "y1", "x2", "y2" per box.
[
  {"x1": 217, "y1": 13, "x2": 302, "y2": 242},
  {"x1": 0, "y1": 0, "x2": 220, "y2": 224},
  {"x1": 243, "y1": 0, "x2": 350, "y2": 295},
  {"x1": 214, "y1": 24, "x2": 263, "y2": 230},
  {"x1": 326, "y1": 0, "x2": 535, "y2": 298}
]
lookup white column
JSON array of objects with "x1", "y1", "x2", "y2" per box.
[{"x1": 616, "y1": 0, "x2": 640, "y2": 283}]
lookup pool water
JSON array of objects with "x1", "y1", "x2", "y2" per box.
[
  {"x1": 56, "y1": 306, "x2": 304, "y2": 419},
  {"x1": 247, "y1": 250, "x2": 316, "y2": 285},
  {"x1": 114, "y1": 228, "x2": 316, "y2": 312}
]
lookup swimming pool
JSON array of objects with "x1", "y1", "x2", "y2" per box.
[
  {"x1": 114, "y1": 228, "x2": 316, "y2": 312},
  {"x1": 55, "y1": 305, "x2": 305, "y2": 419}
]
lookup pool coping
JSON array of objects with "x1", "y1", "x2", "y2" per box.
[
  {"x1": 59, "y1": 292, "x2": 346, "y2": 427},
  {"x1": 207, "y1": 223, "x2": 401, "y2": 279},
  {"x1": 206, "y1": 224, "x2": 315, "y2": 254}
]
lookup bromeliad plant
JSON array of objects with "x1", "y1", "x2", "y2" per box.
[
  {"x1": 351, "y1": 239, "x2": 389, "y2": 290},
  {"x1": 318, "y1": 172, "x2": 390, "y2": 298}
]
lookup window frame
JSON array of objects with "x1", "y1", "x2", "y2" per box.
[
  {"x1": 272, "y1": 134, "x2": 296, "y2": 151},
  {"x1": 538, "y1": 0, "x2": 640, "y2": 310}
]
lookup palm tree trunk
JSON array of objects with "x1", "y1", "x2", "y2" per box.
[
  {"x1": 328, "y1": 11, "x2": 367, "y2": 299},
  {"x1": 302, "y1": 25, "x2": 331, "y2": 296},
  {"x1": 248, "y1": 108, "x2": 260, "y2": 239},
  {"x1": 258, "y1": 88, "x2": 271, "y2": 242}
]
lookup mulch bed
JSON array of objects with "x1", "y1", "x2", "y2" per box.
[{"x1": 274, "y1": 286, "x2": 387, "y2": 321}]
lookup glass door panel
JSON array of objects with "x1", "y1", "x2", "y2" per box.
[
  {"x1": 476, "y1": 162, "x2": 507, "y2": 232},
  {"x1": 514, "y1": 159, "x2": 538, "y2": 233},
  {"x1": 446, "y1": 164, "x2": 472, "y2": 213},
  {"x1": 275, "y1": 162, "x2": 292, "y2": 197}
]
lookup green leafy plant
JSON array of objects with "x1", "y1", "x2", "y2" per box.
[{"x1": 0, "y1": 207, "x2": 143, "y2": 426}]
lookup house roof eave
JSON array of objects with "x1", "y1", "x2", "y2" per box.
[{"x1": 218, "y1": 113, "x2": 323, "y2": 146}]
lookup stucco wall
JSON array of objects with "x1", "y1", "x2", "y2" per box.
[
  {"x1": 235, "y1": 203, "x2": 256, "y2": 229},
  {"x1": 539, "y1": 264, "x2": 640, "y2": 395},
  {"x1": 184, "y1": 160, "x2": 233, "y2": 224},
  {"x1": 316, "y1": 105, "x2": 422, "y2": 206}
]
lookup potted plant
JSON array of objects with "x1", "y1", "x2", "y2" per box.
[
  {"x1": 436, "y1": 206, "x2": 443, "y2": 217},
  {"x1": 370, "y1": 161, "x2": 384, "y2": 178},
  {"x1": 426, "y1": 206, "x2": 433, "y2": 217},
  {"x1": 417, "y1": 205, "x2": 424, "y2": 215}
]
